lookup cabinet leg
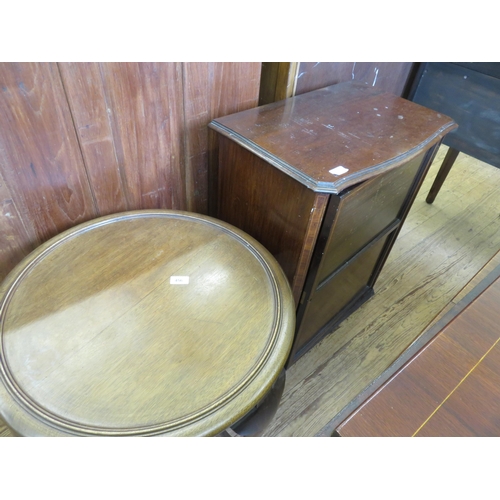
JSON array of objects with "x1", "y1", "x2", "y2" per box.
[{"x1": 426, "y1": 147, "x2": 460, "y2": 204}]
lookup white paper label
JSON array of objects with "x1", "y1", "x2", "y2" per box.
[
  {"x1": 170, "y1": 276, "x2": 189, "y2": 285},
  {"x1": 329, "y1": 166, "x2": 349, "y2": 176}
]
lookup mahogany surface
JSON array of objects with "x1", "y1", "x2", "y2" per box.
[
  {"x1": 0, "y1": 210, "x2": 294, "y2": 436},
  {"x1": 315, "y1": 153, "x2": 423, "y2": 285},
  {"x1": 210, "y1": 82, "x2": 455, "y2": 194},
  {"x1": 210, "y1": 82, "x2": 457, "y2": 364},
  {"x1": 216, "y1": 136, "x2": 329, "y2": 305},
  {"x1": 336, "y1": 263, "x2": 500, "y2": 437}
]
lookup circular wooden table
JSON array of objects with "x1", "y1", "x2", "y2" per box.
[{"x1": 0, "y1": 210, "x2": 295, "y2": 436}]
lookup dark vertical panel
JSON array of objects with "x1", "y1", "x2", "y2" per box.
[
  {"x1": 58, "y1": 62, "x2": 129, "y2": 215},
  {"x1": 295, "y1": 62, "x2": 415, "y2": 97},
  {"x1": 99, "y1": 62, "x2": 186, "y2": 210},
  {"x1": 259, "y1": 62, "x2": 299, "y2": 105},
  {"x1": 0, "y1": 62, "x2": 97, "y2": 244},
  {"x1": 207, "y1": 62, "x2": 261, "y2": 215}
]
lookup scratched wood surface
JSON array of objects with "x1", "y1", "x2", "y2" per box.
[
  {"x1": 262, "y1": 146, "x2": 500, "y2": 436},
  {"x1": 58, "y1": 62, "x2": 129, "y2": 215},
  {"x1": 0, "y1": 63, "x2": 98, "y2": 266},
  {"x1": 294, "y1": 62, "x2": 415, "y2": 97},
  {"x1": 258, "y1": 62, "x2": 415, "y2": 101},
  {"x1": 0, "y1": 62, "x2": 261, "y2": 281},
  {"x1": 0, "y1": 211, "x2": 295, "y2": 436},
  {"x1": 211, "y1": 82, "x2": 455, "y2": 194}
]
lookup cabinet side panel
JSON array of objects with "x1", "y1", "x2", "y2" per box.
[
  {"x1": 217, "y1": 137, "x2": 315, "y2": 289},
  {"x1": 208, "y1": 63, "x2": 262, "y2": 216}
]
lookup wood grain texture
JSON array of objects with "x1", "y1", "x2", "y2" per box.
[
  {"x1": 316, "y1": 154, "x2": 423, "y2": 284},
  {"x1": 97, "y1": 63, "x2": 186, "y2": 210},
  {"x1": 185, "y1": 62, "x2": 261, "y2": 214},
  {"x1": 0, "y1": 169, "x2": 36, "y2": 282},
  {"x1": 58, "y1": 62, "x2": 129, "y2": 215},
  {"x1": 295, "y1": 62, "x2": 415, "y2": 97},
  {"x1": 217, "y1": 137, "x2": 319, "y2": 292},
  {"x1": 336, "y1": 264, "x2": 500, "y2": 437},
  {"x1": 0, "y1": 62, "x2": 261, "y2": 280},
  {"x1": 261, "y1": 146, "x2": 500, "y2": 436},
  {"x1": 0, "y1": 62, "x2": 97, "y2": 244},
  {"x1": 183, "y1": 63, "x2": 211, "y2": 213},
  {"x1": 207, "y1": 63, "x2": 262, "y2": 216},
  {"x1": 0, "y1": 210, "x2": 294, "y2": 436},
  {"x1": 2, "y1": 149, "x2": 500, "y2": 437},
  {"x1": 291, "y1": 193, "x2": 329, "y2": 305},
  {"x1": 213, "y1": 83, "x2": 455, "y2": 365},
  {"x1": 429, "y1": 250, "x2": 500, "y2": 326},
  {"x1": 210, "y1": 82, "x2": 456, "y2": 194}
]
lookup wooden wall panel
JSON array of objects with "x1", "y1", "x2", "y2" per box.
[
  {"x1": 0, "y1": 63, "x2": 97, "y2": 244},
  {"x1": 183, "y1": 63, "x2": 211, "y2": 213},
  {"x1": 0, "y1": 169, "x2": 36, "y2": 282},
  {"x1": 183, "y1": 63, "x2": 261, "y2": 214},
  {"x1": 0, "y1": 62, "x2": 261, "y2": 281},
  {"x1": 294, "y1": 62, "x2": 415, "y2": 97},
  {"x1": 59, "y1": 62, "x2": 128, "y2": 215},
  {"x1": 98, "y1": 62, "x2": 186, "y2": 210}
]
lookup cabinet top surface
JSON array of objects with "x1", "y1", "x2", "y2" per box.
[
  {"x1": 0, "y1": 210, "x2": 294, "y2": 436},
  {"x1": 210, "y1": 82, "x2": 457, "y2": 192}
]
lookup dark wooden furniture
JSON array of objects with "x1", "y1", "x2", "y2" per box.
[
  {"x1": 335, "y1": 261, "x2": 500, "y2": 437},
  {"x1": 209, "y1": 82, "x2": 457, "y2": 364},
  {"x1": 408, "y1": 62, "x2": 500, "y2": 203},
  {"x1": 0, "y1": 210, "x2": 294, "y2": 436}
]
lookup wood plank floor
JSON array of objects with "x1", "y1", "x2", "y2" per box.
[
  {"x1": 1, "y1": 146, "x2": 499, "y2": 437},
  {"x1": 264, "y1": 145, "x2": 500, "y2": 437}
]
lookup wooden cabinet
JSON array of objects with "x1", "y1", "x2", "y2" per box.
[{"x1": 209, "y1": 82, "x2": 456, "y2": 364}]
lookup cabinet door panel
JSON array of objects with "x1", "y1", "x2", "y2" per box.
[
  {"x1": 316, "y1": 153, "x2": 423, "y2": 284},
  {"x1": 296, "y1": 234, "x2": 390, "y2": 352}
]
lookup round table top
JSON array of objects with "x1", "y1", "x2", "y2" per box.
[{"x1": 0, "y1": 210, "x2": 295, "y2": 436}]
